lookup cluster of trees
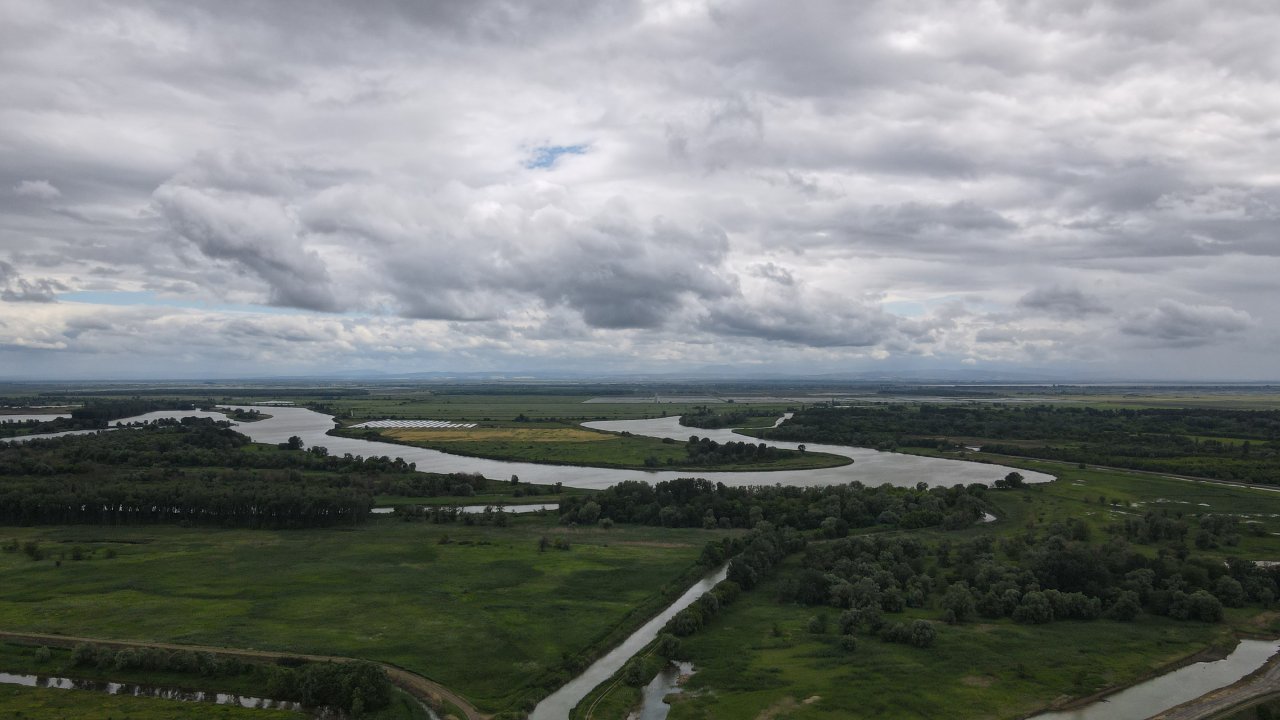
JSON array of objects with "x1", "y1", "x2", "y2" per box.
[
  {"x1": 684, "y1": 436, "x2": 795, "y2": 465},
  {"x1": 369, "y1": 472, "x2": 560, "y2": 499},
  {"x1": 777, "y1": 522, "x2": 1275, "y2": 632},
  {"x1": 559, "y1": 478, "x2": 991, "y2": 532},
  {"x1": 392, "y1": 504, "x2": 518, "y2": 526},
  {"x1": 0, "y1": 418, "x2": 418, "y2": 477},
  {"x1": 0, "y1": 399, "x2": 203, "y2": 438},
  {"x1": 727, "y1": 522, "x2": 807, "y2": 590},
  {"x1": 763, "y1": 404, "x2": 1280, "y2": 484},
  {"x1": 679, "y1": 406, "x2": 784, "y2": 429},
  {"x1": 67, "y1": 642, "x2": 389, "y2": 715},
  {"x1": 0, "y1": 420, "x2": 430, "y2": 528}
]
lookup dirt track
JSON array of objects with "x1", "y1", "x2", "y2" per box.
[{"x1": 0, "y1": 630, "x2": 488, "y2": 720}]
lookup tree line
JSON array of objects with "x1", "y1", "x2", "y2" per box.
[
  {"x1": 775, "y1": 514, "x2": 1276, "y2": 636},
  {"x1": 761, "y1": 404, "x2": 1280, "y2": 484},
  {"x1": 66, "y1": 642, "x2": 390, "y2": 716},
  {"x1": 559, "y1": 477, "x2": 991, "y2": 532},
  {"x1": 0, "y1": 419, "x2": 433, "y2": 528},
  {"x1": 679, "y1": 406, "x2": 786, "y2": 429}
]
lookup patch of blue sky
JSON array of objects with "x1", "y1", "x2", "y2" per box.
[
  {"x1": 525, "y1": 143, "x2": 588, "y2": 169},
  {"x1": 882, "y1": 300, "x2": 927, "y2": 318},
  {"x1": 884, "y1": 294, "x2": 1002, "y2": 318}
]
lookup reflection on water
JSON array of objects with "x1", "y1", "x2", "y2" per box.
[
  {"x1": 1031, "y1": 638, "x2": 1280, "y2": 720},
  {"x1": 633, "y1": 661, "x2": 694, "y2": 720},
  {"x1": 0, "y1": 671, "x2": 304, "y2": 712}
]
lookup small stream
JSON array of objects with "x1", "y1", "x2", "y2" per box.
[
  {"x1": 631, "y1": 661, "x2": 694, "y2": 720},
  {"x1": 1030, "y1": 638, "x2": 1280, "y2": 720},
  {"x1": 529, "y1": 565, "x2": 729, "y2": 720},
  {"x1": 0, "y1": 671, "x2": 306, "y2": 713}
]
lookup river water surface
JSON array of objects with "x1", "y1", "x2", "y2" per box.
[
  {"x1": 221, "y1": 406, "x2": 1053, "y2": 490},
  {"x1": 1031, "y1": 638, "x2": 1280, "y2": 720},
  {"x1": 4, "y1": 405, "x2": 1052, "y2": 489}
]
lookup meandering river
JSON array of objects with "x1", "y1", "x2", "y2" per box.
[
  {"x1": 218, "y1": 406, "x2": 1053, "y2": 490},
  {"x1": 4, "y1": 405, "x2": 1051, "y2": 489}
]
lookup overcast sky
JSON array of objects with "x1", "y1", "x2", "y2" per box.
[{"x1": 2, "y1": 0, "x2": 1278, "y2": 380}]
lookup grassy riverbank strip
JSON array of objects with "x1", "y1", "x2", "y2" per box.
[{"x1": 0, "y1": 683, "x2": 304, "y2": 719}]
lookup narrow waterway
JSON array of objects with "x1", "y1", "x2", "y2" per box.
[
  {"x1": 632, "y1": 661, "x2": 694, "y2": 720},
  {"x1": 0, "y1": 671, "x2": 306, "y2": 713},
  {"x1": 0, "y1": 413, "x2": 71, "y2": 423},
  {"x1": 528, "y1": 565, "x2": 729, "y2": 720},
  {"x1": 1030, "y1": 638, "x2": 1280, "y2": 720}
]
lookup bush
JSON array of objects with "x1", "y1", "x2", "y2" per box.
[
  {"x1": 33, "y1": 646, "x2": 52, "y2": 663},
  {"x1": 1106, "y1": 591, "x2": 1142, "y2": 622}
]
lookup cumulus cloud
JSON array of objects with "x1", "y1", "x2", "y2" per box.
[
  {"x1": 1121, "y1": 300, "x2": 1254, "y2": 347},
  {"x1": 0, "y1": 261, "x2": 65, "y2": 303},
  {"x1": 13, "y1": 180, "x2": 61, "y2": 200},
  {"x1": 153, "y1": 183, "x2": 339, "y2": 311},
  {"x1": 1, "y1": 0, "x2": 1279, "y2": 378}
]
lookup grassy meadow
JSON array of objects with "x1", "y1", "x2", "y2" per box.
[
  {"x1": 0, "y1": 517, "x2": 731, "y2": 714},
  {"x1": 593, "y1": 466, "x2": 1280, "y2": 720}
]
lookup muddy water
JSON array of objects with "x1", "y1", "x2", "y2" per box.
[{"x1": 1031, "y1": 638, "x2": 1280, "y2": 720}]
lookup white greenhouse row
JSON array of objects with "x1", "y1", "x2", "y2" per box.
[{"x1": 350, "y1": 419, "x2": 477, "y2": 429}]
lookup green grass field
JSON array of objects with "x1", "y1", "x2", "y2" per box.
[
  {"x1": 0, "y1": 517, "x2": 729, "y2": 714},
  {"x1": 668, "y1": 569, "x2": 1250, "y2": 720}
]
